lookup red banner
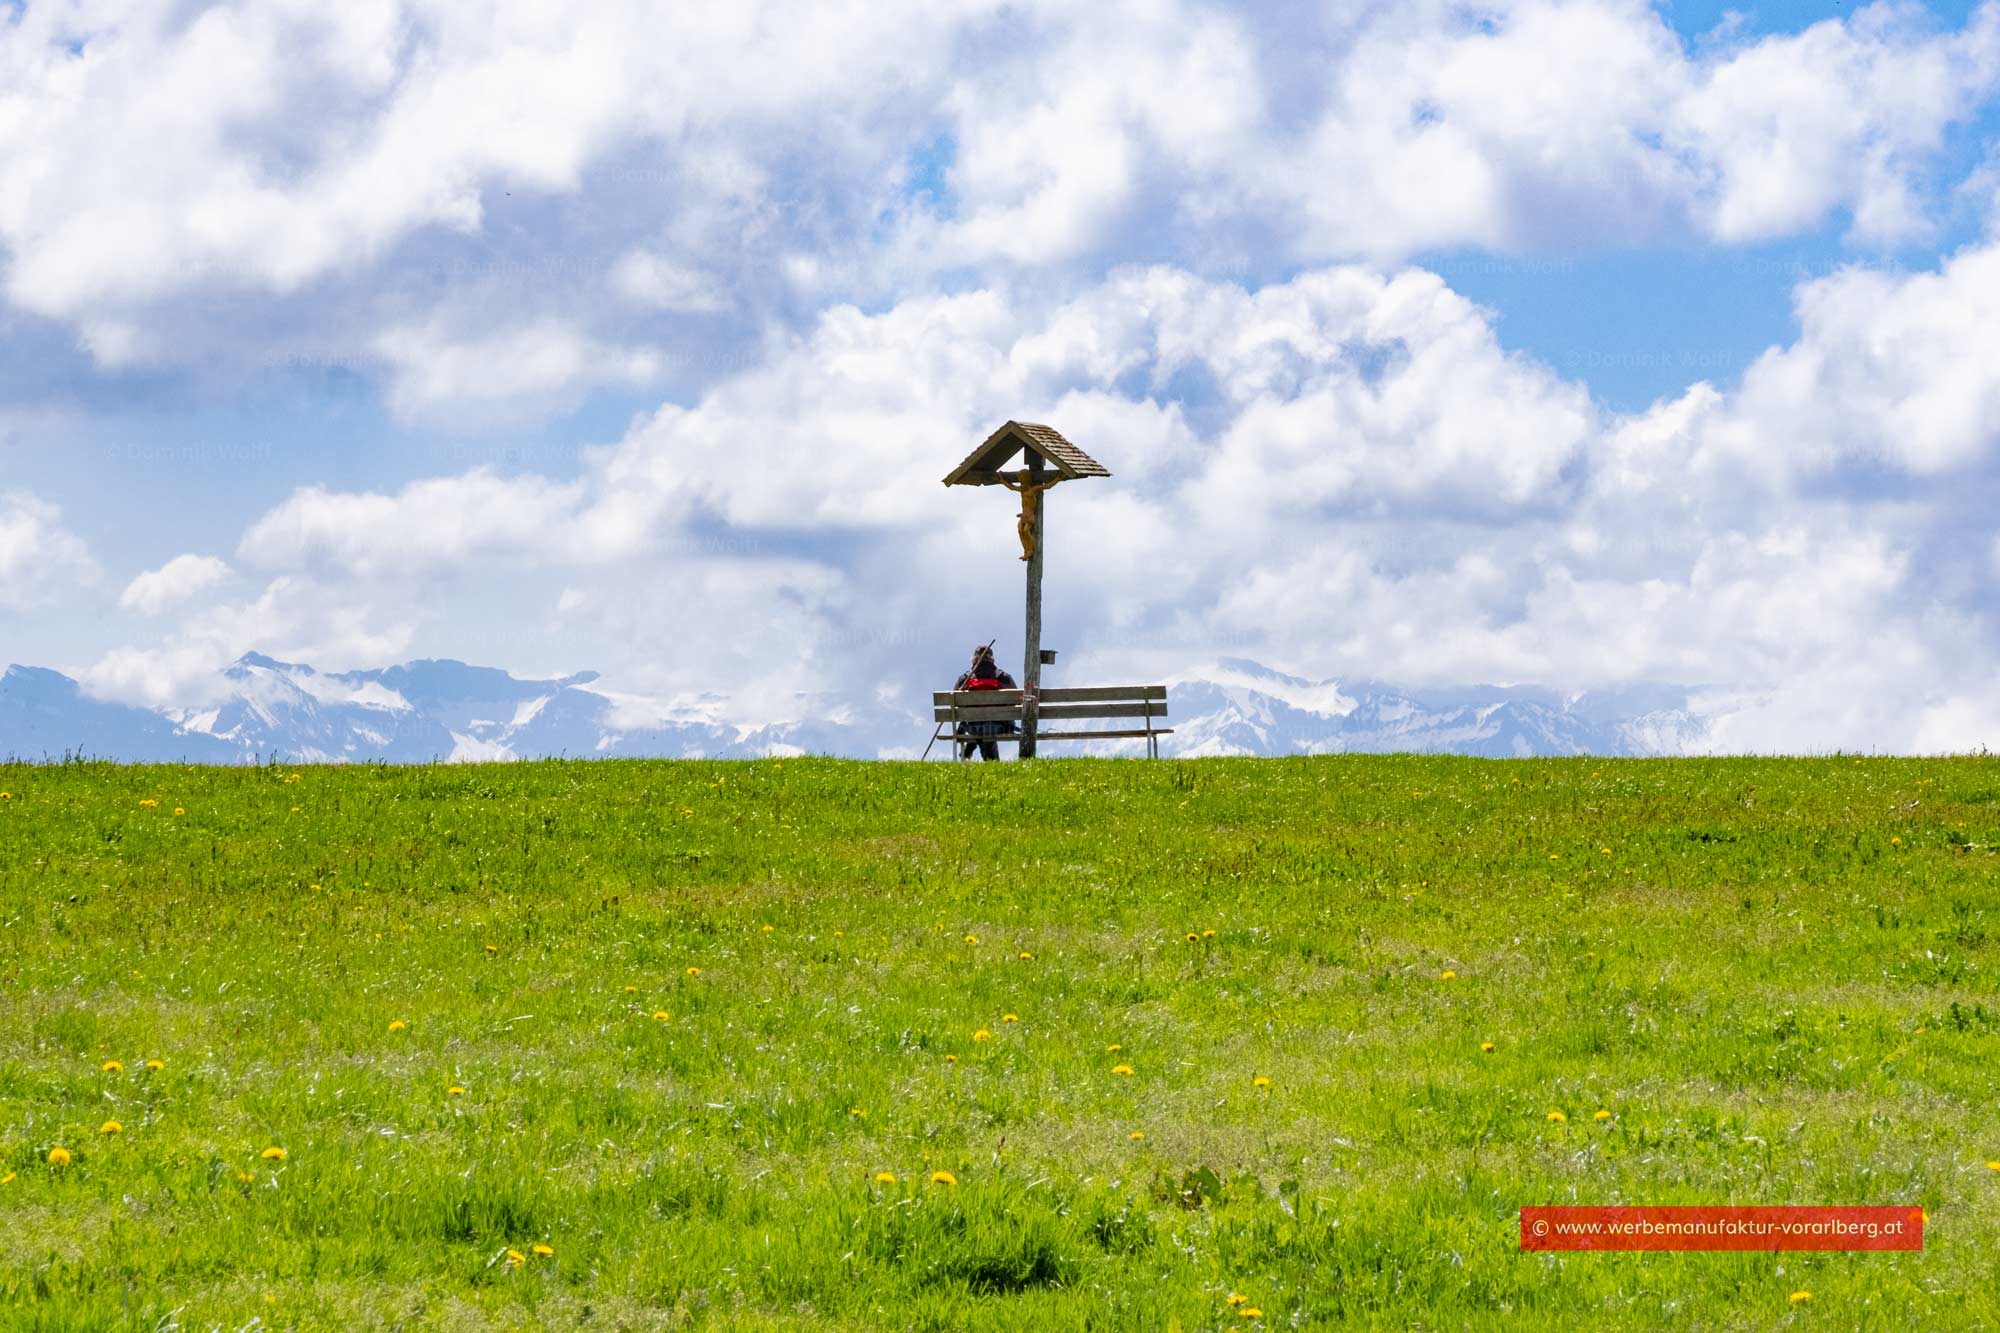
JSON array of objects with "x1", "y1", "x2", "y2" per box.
[{"x1": 1521, "y1": 1205, "x2": 1924, "y2": 1251}]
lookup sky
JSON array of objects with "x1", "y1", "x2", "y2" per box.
[{"x1": 4, "y1": 0, "x2": 2000, "y2": 752}]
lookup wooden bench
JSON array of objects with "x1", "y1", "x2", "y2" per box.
[{"x1": 924, "y1": 686, "x2": 1172, "y2": 759}]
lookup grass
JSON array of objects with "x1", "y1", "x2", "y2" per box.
[{"x1": 1, "y1": 753, "x2": 1997, "y2": 1330}]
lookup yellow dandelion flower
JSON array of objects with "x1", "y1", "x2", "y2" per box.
[
  {"x1": 945, "y1": 1054, "x2": 958, "y2": 1063},
  {"x1": 1548, "y1": 853, "x2": 1559, "y2": 860},
  {"x1": 1594, "y1": 1109, "x2": 1611, "y2": 1121},
  {"x1": 173, "y1": 807, "x2": 185, "y2": 815},
  {"x1": 963, "y1": 934, "x2": 978, "y2": 944},
  {"x1": 99, "y1": 1120, "x2": 121, "y2": 1135},
  {"x1": 686, "y1": 966, "x2": 701, "y2": 976},
  {"x1": 1130, "y1": 1131, "x2": 1145, "y2": 1140},
  {"x1": 1241, "y1": 1309, "x2": 1263, "y2": 1319},
  {"x1": 235, "y1": 1171, "x2": 254, "y2": 1183},
  {"x1": 1112, "y1": 1064, "x2": 1134, "y2": 1076},
  {"x1": 930, "y1": 1170, "x2": 957, "y2": 1185},
  {"x1": 761, "y1": 924, "x2": 774, "y2": 933},
  {"x1": 48, "y1": 1147, "x2": 71, "y2": 1166},
  {"x1": 1252, "y1": 1074, "x2": 1271, "y2": 1088},
  {"x1": 849, "y1": 1108, "x2": 865, "y2": 1117},
  {"x1": 623, "y1": 985, "x2": 638, "y2": 993},
  {"x1": 1018, "y1": 951, "x2": 1034, "y2": 960},
  {"x1": 1986, "y1": 1161, "x2": 2000, "y2": 1171},
  {"x1": 1547, "y1": 1110, "x2": 1568, "y2": 1123},
  {"x1": 145, "y1": 1059, "x2": 164, "y2": 1071},
  {"x1": 1202, "y1": 929, "x2": 1216, "y2": 938},
  {"x1": 448, "y1": 1085, "x2": 465, "y2": 1097},
  {"x1": 261, "y1": 1146, "x2": 287, "y2": 1160},
  {"x1": 532, "y1": 1244, "x2": 554, "y2": 1257},
  {"x1": 874, "y1": 1171, "x2": 897, "y2": 1184},
  {"x1": 1, "y1": 1172, "x2": 14, "y2": 1183},
  {"x1": 388, "y1": 1020, "x2": 406, "y2": 1032},
  {"x1": 138, "y1": 799, "x2": 158, "y2": 808},
  {"x1": 1599, "y1": 847, "x2": 1611, "y2": 855},
  {"x1": 1105, "y1": 1043, "x2": 1122, "y2": 1052},
  {"x1": 973, "y1": 1029, "x2": 992, "y2": 1042},
  {"x1": 1440, "y1": 970, "x2": 1457, "y2": 981},
  {"x1": 505, "y1": 1249, "x2": 526, "y2": 1267},
  {"x1": 1789, "y1": 1291, "x2": 1811, "y2": 1305},
  {"x1": 652, "y1": 1010, "x2": 670, "y2": 1022},
  {"x1": 1001, "y1": 1014, "x2": 1019, "y2": 1023},
  {"x1": 0, "y1": 791, "x2": 10, "y2": 799},
  {"x1": 483, "y1": 944, "x2": 497, "y2": 954},
  {"x1": 1226, "y1": 1293, "x2": 1246, "y2": 1306},
  {"x1": 1186, "y1": 932, "x2": 1199, "y2": 942},
  {"x1": 101, "y1": 1060, "x2": 123, "y2": 1073},
  {"x1": 1479, "y1": 1041, "x2": 1496, "y2": 1053}
]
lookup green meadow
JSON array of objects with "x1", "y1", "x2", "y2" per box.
[{"x1": 2, "y1": 755, "x2": 1998, "y2": 1330}]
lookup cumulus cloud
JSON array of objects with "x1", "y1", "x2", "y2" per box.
[
  {"x1": 0, "y1": 491, "x2": 96, "y2": 611},
  {"x1": 119, "y1": 554, "x2": 232, "y2": 615}
]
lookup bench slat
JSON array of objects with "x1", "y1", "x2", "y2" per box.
[
  {"x1": 934, "y1": 702, "x2": 1168, "y2": 723},
  {"x1": 945, "y1": 729, "x2": 1175, "y2": 743},
  {"x1": 931, "y1": 690, "x2": 1026, "y2": 705},
  {"x1": 1035, "y1": 685, "x2": 1166, "y2": 702}
]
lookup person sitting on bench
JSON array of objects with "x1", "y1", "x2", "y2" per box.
[{"x1": 952, "y1": 644, "x2": 1017, "y2": 761}]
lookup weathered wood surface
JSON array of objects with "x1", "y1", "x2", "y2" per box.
[
  {"x1": 934, "y1": 702, "x2": 1168, "y2": 723},
  {"x1": 933, "y1": 686, "x2": 1166, "y2": 705},
  {"x1": 941, "y1": 728, "x2": 1175, "y2": 743},
  {"x1": 1021, "y1": 450, "x2": 1044, "y2": 760},
  {"x1": 940, "y1": 420, "x2": 1112, "y2": 487}
]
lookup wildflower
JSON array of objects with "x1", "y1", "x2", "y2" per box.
[
  {"x1": 483, "y1": 944, "x2": 497, "y2": 954},
  {"x1": 236, "y1": 1171, "x2": 253, "y2": 1183},
  {"x1": 290, "y1": 806, "x2": 302, "y2": 813},
  {"x1": 145, "y1": 1059, "x2": 163, "y2": 1071},
  {"x1": 448, "y1": 1086, "x2": 465, "y2": 1097},
  {"x1": 1186, "y1": 932, "x2": 1199, "y2": 942},
  {"x1": 100, "y1": 1120, "x2": 121, "y2": 1135},
  {"x1": 652, "y1": 1010, "x2": 670, "y2": 1022},
  {"x1": 0, "y1": 1172, "x2": 13, "y2": 1183},
  {"x1": 532, "y1": 1244, "x2": 554, "y2": 1257},
  {"x1": 930, "y1": 1170, "x2": 957, "y2": 1185},
  {"x1": 0, "y1": 791, "x2": 9, "y2": 799},
  {"x1": 849, "y1": 1108, "x2": 865, "y2": 1117},
  {"x1": 1986, "y1": 1161, "x2": 2000, "y2": 1171},
  {"x1": 973, "y1": 1029, "x2": 992, "y2": 1042},
  {"x1": 1226, "y1": 1294, "x2": 1246, "y2": 1306},
  {"x1": 101, "y1": 1060, "x2": 123, "y2": 1073},
  {"x1": 1252, "y1": 1075, "x2": 1271, "y2": 1089},
  {"x1": 1105, "y1": 1043, "x2": 1122, "y2": 1052},
  {"x1": 1018, "y1": 951, "x2": 1034, "y2": 960},
  {"x1": 48, "y1": 1147, "x2": 71, "y2": 1166},
  {"x1": 505, "y1": 1249, "x2": 526, "y2": 1267},
  {"x1": 1202, "y1": 929, "x2": 1216, "y2": 938},
  {"x1": 1241, "y1": 1309, "x2": 1263, "y2": 1319},
  {"x1": 945, "y1": 1054, "x2": 958, "y2": 1063},
  {"x1": 1548, "y1": 853, "x2": 1559, "y2": 861},
  {"x1": 1789, "y1": 1292, "x2": 1811, "y2": 1305},
  {"x1": 1594, "y1": 1109, "x2": 1612, "y2": 1121},
  {"x1": 1599, "y1": 847, "x2": 1611, "y2": 855},
  {"x1": 173, "y1": 807, "x2": 185, "y2": 816},
  {"x1": 1547, "y1": 1111, "x2": 1568, "y2": 1123},
  {"x1": 1130, "y1": 1131, "x2": 1145, "y2": 1140},
  {"x1": 761, "y1": 924, "x2": 774, "y2": 933},
  {"x1": 139, "y1": 799, "x2": 158, "y2": 808},
  {"x1": 623, "y1": 985, "x2": 638, "y2": 993},
  {"x1": 1479, "y1": 1042, "x2": 1496, "y2": 1053},
  {"x1": 1002, "y1": 1014, "x2": 1019, "y2": 1023},
  {"x1": 261, "y1": 1146, "x2": 287, "y2": 1160},
  {"x1": 1112, "y1": 1064, "x2": 1134, "y2": 1076},
  {"x1": 874, "y1": 1171, "x2": 897, "y2": 1184},
  {"x1": 686, "y1": 966, "x2": 701, "y2": 976},
  {"x1": 1440, "y1": 970, "x2": 1457, "y2": 981},
  {"x1": 388, "y1": 1020, "x2": 406, "y2": 1032},
  {"x1": 963, "y1": 934, "x2": 978, "y2": 944},
  {"x1": 1891, "y1": 836, "x2": 1904, "y2": 847}
]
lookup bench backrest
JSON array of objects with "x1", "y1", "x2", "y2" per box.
[{"x1": 931, "y1": 685, "x2": 1168, "y2": 723}]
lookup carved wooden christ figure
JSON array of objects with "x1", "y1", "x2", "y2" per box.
[{"x1": 998, "y1": 467, "x2": 1061, "y2": 561}]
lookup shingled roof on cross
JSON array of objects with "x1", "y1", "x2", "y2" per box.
[{"x1": 941, "y1": 420, "x2": 1111, "y2": 486}]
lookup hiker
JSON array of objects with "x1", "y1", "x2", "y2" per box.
[{"x1": 953, "y1": 644, "x2": 1017, "y2": 761}]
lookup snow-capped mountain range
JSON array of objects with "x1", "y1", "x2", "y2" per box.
[{"x1": 0, "y1": 652, "x2": 1708, "y2": 763}]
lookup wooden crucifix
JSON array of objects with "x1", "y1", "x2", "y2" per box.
[{"x1": 942, "y1": 421, "x2": 1110, "y2": 758}]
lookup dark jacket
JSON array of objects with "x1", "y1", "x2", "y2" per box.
[{"x1": 954, "y1": 661, "x2": 1019, "y2": 737}]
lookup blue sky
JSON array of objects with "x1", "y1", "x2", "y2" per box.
[{"x1": 4, "y1": 0, "x2": 2000, "y2": 752}]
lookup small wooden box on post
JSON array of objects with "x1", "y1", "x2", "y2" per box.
[{"x1": 942, "y1": 420, "x2": 1110, "y2": 758}]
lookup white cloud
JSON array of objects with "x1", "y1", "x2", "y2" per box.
[
  {"x1": 371, "y1": 317, "x2": 662, "y2": 420},
  {"x1": 0, "y1": 491, "x2": 96, "y2": 611},
  {"x1": 119, "y1": 553, "x2": 232, "y2": 615},
  {"x1": 609, "y1": 251, "x2": 728, "y2": 312}
]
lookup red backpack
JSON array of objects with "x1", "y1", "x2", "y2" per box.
[{"x1": 965, "y1": 675, "x2": 1003, "y2": 691}]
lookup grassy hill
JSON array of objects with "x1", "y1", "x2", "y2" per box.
[{"x1": 2, "y1": 755, "x2": 1996, "y2": 1330}]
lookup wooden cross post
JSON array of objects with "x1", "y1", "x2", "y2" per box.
[{"x1": 1021, "y1": 452, "x2": 1046, "y2": 759}]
